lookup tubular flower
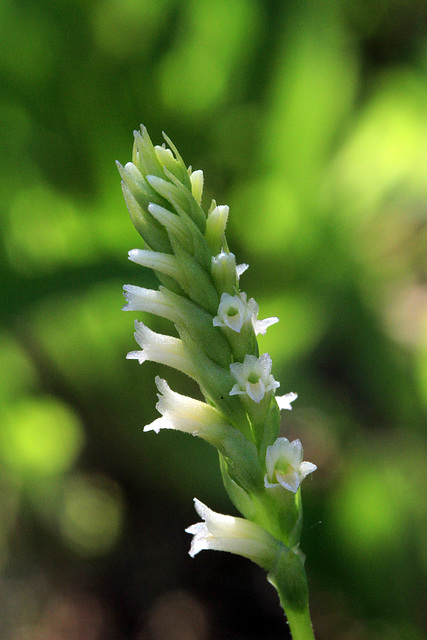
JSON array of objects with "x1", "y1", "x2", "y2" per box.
[
  {"x1": 264, "y1": 438, "x2": 317, "y2": 493},
  {"x1": 229, "y1": 353, "x2": 280, "y2": 403},
  {"x1": 126, "y1": 320, "x2": 197, "y2": 380},
  {"x1": 186, "y1": 499, "x2": 282, "y2": 571},
  {"x1": 144, "y1": 377, "x2": 231, "y2": 447}
]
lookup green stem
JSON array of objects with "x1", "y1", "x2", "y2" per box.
[
  {"x1": 267, "y1": 547, "x2": 316, "y2": 640},
  {"x1": 283, "y1": 605, "x2": 316, "y2": 640}
]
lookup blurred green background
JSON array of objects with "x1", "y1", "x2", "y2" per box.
[{"x1": 0, "y1": 0, "x2": 426, "y2": 638}]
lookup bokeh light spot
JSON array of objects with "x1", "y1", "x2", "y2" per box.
[
  {"x1": 332, "y1": 461, "x2": 404, "y2": 558},
  {"x1": 0, "y1": 397, "x2": 84, "y2": 478},
  {"x1": 0, "y1": 334, "x2": 37, "y2": 404},
  {"x1": 59, "y1": 474, "x2": 124, "y2": 556},
  {"x1": 92, "y1": 0, "x2": 172, "y2": 59}
]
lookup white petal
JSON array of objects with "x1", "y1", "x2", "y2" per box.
[
  {"x1": 143, "y1": 417, "x2": 173, "y2": 433},
  {"x1": 122, "y1": 285, "x2": 179, "y2": 323},
  {"x1": 128, "y1": 249, "x2": 181, "y2": 281},
  {"x1": 265, "y1": 437, "x2": 290, "y2": 481},
  {"x1": 287, "y1": 439, "x2": 304, "y2": 467},
  {"x1": 229, "y1": 383, "x2": 245, "y2": 397},
  {"x1": 236, "y1": 263, "x2": 249, "y2": 279},
  {"x1": 276, "y1": 469, "x2": 301, "y2": 493},
  {"x1": 265, "y1": 377, "x2": 280, "y2": 393},
  {"x1": 255, "y1": 353, "x2": 273, "y2": 378},
  {"x1": 299, "y1": 461, "x2": 317, "y2": 480},
  {"x1": 126, "y1": 350, "x2": 147, "y2": 364},
  {"x1": 229, "y1": 361, "x2": 248, "y2": 388},
  {"x1": 246, "y1": 379, "x2": 266, "y2": 403},
  {"x1": 253, "y1": 316, "x2": 279, "y2": 336},
  {"x1": 276, "y1": 392, "x2": 298, "y2": 410},
  {"x1": 149, "y1": 377, "x2": 230, "y2": 444},
  {"x1": 131, "y1": 320, "x2": 197, "y2": 379}
]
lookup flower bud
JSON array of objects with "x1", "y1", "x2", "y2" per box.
[
  {"x1": 205, "y1": 205, "x2": 229, "y2": 255},
  {"x1": 211, "y1": 252, "x2": 239, "y2": 295},
  {"x1": 190, "y1": 169, "x2": 204, "y2": 204}
]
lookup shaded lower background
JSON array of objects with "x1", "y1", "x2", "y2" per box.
[{"x1": 0, "y1": 0, "x2": 426, "y2": 638}]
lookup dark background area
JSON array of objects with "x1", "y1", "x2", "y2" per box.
[{"x1": 0, "y1": 0, "x2": 426, "y2": 638}]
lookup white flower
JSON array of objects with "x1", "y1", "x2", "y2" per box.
[
  {"x1": 128, "y1": 249, "x2": 181, "y2": 281},
  {"x1": 213, "y1": 293, "x2": 278, "y2": 336},
  {"x1": 126, "y1": 320, "x2": 197, "y2": 379},
  {"x1": 264, "y1": 438, "x2": 317, "y2": 493},
  {"x1": 185, "y1": 499, "x2": 281, "y2": 570},
  {"x1": 213, "y1": 292, "x2": 250, "y2": 333},
  {"x1": 144, "y1": 377, "x2": 229, "y2": 445},
  {"x1": 276, "y1": 392, "x2": 298, "y2": 411},
  {"x1": 229, "y1": 353, "x2": 280, "y2": 403},
  {"x1": 122, "y1": 285, "x2": 179, "y2": 324}
]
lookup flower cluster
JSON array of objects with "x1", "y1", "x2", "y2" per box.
[{"x1": 119, "y1": 126, "x2": 316, "y2": 607}]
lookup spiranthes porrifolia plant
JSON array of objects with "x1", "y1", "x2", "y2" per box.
[{"x1": 118, "y1": 126, "x2": 317, "y2": 640}]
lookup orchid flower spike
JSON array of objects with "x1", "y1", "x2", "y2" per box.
[{"x1": 119, "y1": 126, "x2": 317, "y2": 636}]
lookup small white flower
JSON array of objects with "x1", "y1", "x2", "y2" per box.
[
  {"x1": 128, "y1": 249, "x2": 181, "y2": 281},
  {"x1": 213, "y1": 292, "x2": 250, "y2": 333},
  {"x1": 126, "y1": 320, "x2": 197, "y2": 379},
  {"x1": 213, "y1": 293, "x2": 279, "y2": 336},
  {"x1": 229, "y1": 353, "x2": 280, "y2": 403},
  {"x1": 276, "y1": 392, "x2": 298, "y2": 411},
  {"x1": 185, "y1": 499, "x2": 280, "y2": 570},
  {"x1": 264, "y1": 438, "x2": 317, "y2": 493},
  {"x1": 123, "y1": 285, "x2": 179, "y2": 324},
  {"x1": 144, "y1": 377, "x2": 229, "y2": 445}
]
